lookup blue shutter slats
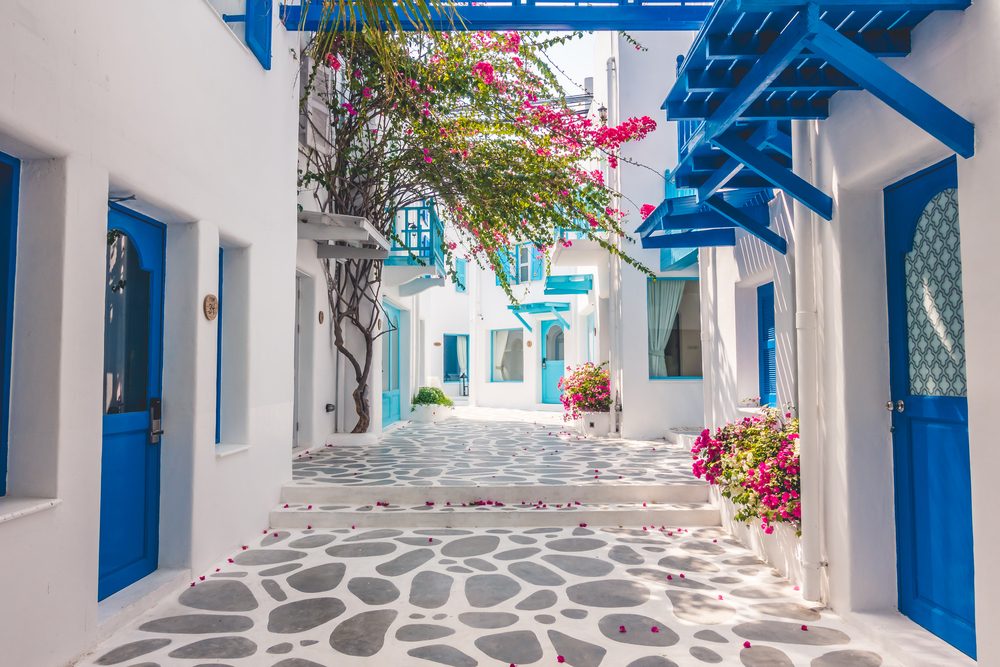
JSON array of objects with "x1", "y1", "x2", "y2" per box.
[
  {"x1": 530, "y1": 248, "x2": 544, "y2": 282},
  {"x1": 456, "y1": 258, "x2": 467, "y2": 292},
  {"x1": 245, "y1": 0, "x2": 273, "y2": 70},
  {"x1": 757, "y1": 282, "x2": 777, "y2": 407}
]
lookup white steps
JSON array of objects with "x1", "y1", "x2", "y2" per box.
[
  {"x1": 269, "y1": 499, "x2": 720, "y2": 530},
  {"x1": 665, "y1": 427, "x2": 702, "y2": 449}
]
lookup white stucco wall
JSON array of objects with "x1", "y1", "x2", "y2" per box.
[
  {"x1": 417, "y1": 273, "x2": 472, "y2": 398},
  {"x1": 0, "y1": 3, "x2": 299, "y2": 665}
]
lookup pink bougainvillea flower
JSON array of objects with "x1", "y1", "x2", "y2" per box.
[
  {"x1": 743, "y1": 641, "x2": 752, "y2": 649},
  {"x1": 651, "y1": 626, "x2": 660, "y2": 633},
  {"x1": 801, "y1": 625, "x2": 809, "y2": 631},
  {"x1": 557, "y1": 657, "x2": 565, "y2": 664},
  {"x1": 324, "y1": 53, "x2": 341, "y2": 70},
  {"x1": 640, "y1": 203, "x2": 656, "y2": 220},
  {"x1": 618, "y1": 625, "x2": 627, "y2": 633},
  {"x1": 362, "y1": 87, "x2": 372, "y2": 98}
]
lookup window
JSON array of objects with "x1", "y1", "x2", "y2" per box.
[
  {"x1": 0, "y1": 151, "x2": 18, "y2": 496},
  {"x1": 213, "y1": 0, "x2": 273, "y2": 70},
  {"x1": 496, "y1": 244, "x2": 544, "y2": 285},
  {"x1": 443, "y1": 334, "x2": 469, "y2": 383},
  {"x1": 647, "y1": 278, "x2": 702, "y2": 379},
  {"x1": 490, "y1": 329, "x2": 524, "y2": 382},
  {"x1": 757, "y1": 282, "x2": 777, "y2": 406},
  {"x1": 455, "y1": 258, "x2": 467, "y2": 293},
  {"x1": 517, "y1": 246, "x2": 531, "y2": 283}
]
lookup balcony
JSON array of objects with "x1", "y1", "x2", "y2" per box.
[
  {"x1": 383, "y1": 201, "x2": 447, "y2": 293},
  {"x1": 551, "y1": 223, "x2": 609, "y2": 269}
]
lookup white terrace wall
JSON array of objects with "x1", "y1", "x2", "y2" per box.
[
  {"x1": 418, "y1": 274, "x2": 472, "y2": 400},
  {"x1": 600, "y1": 31, "x2": 704, "y2": 439},
  {"x1": 0, "y1": 3, "x2": 299, "y2": 665},
  {"x1": 779, "y1": 4, "x2": 998, "y2": 663}
]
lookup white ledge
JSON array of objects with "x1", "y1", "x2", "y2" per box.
[
  {"x1": 215, "y1": 444, "x2": 251, "y2": 459},
  {"x1": 0, "y1": 496, "x2": 61, "y2": 525}
]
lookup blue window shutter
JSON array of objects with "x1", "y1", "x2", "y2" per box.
[
  {"x1": 496, "y1": 252, "x2": 512, "y2": 286},
  {"x1": 0, "y1": 152, "x2": 19, "y2": 497},
  {"x1": 456, "y1": 258, "x2": 467, "y2": 293},
  {"x1": 443, "y1": 335, "x2": 459, "y2": 381},
  {"x1": 530, "y1": 248, "x2": 544, "y2": 282},
  {"x1": 245, "y1": 0, "x2": 273, "y2": 70},
  {"x1": 215, "y1": 248, "x2": 224, "y2": 444},
  {"x1": 757, "y1": 282, "x2": 777, "y2": 407}
]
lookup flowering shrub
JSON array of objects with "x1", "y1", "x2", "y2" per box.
[
  {"x1": 558, "y1": 362, "x2": 612, "y2": 421},
  {"x1": 691, "y1": 408, "x2": 801, "y2": 535}
]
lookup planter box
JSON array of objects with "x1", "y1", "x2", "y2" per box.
[
  {"x1": 580, "y1": 411, "x2": 611, "y2": 438},
  {"x1": 715, "y1": 490, "x2": 804, "y2": 588},
  {"x1": 410, "y1": 404, "x2": 452, "y2": 423}
]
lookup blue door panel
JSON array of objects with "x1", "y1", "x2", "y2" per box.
[
  {"x1": 382, "y1": 302, "x2": 401, "y2": 427},
  {"x1": 99, "y1": 205, "x2": 165, "y2": 601},
  {"x1": 757, "y1": 282, "x2": 777, "y2": 407},
  {"x1": 884, "y1": 157, "x2": 976, "y2": 657},
  {"x1": 540, "y1": 320, "x2": 564, "y2": 405}
]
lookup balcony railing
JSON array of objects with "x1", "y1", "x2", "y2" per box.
[{"x1": 386, "y1": 201, "x2": 445, "y2": 274}]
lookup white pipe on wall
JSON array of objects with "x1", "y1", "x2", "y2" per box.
[{"x1": 792, "y1": 119, "x2": 826, "y2": 603}]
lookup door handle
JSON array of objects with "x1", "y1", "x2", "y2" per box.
[
  {"x1": 541, "y1": 358, "x2": 547, "y2": 369},
  {"x1": 895, "y1": 400, "x2": 905, "y2": 413},
  {"x1": 149, "y1": 397, "x2": 164, "y2": 445}
]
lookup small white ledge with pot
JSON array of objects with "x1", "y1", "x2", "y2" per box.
[
  {"x1": 410, "y1": 404, "x2": 453, "y2": 423},
  {"x1": 579, "y1": 411, "x2": 612, "y2": 437}
]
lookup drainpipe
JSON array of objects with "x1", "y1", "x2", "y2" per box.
[
  {"x1": 606, "y1": 46, "x2": 625, "y2": 432},
  {"x1": 792, "y1": 119, "x2": 826, "y2": 603}
]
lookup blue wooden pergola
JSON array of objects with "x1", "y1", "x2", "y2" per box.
[
  {"x1": 280, "y1": 1, "x2": 712, "y2": 31},
  {"x1": 508, "y1": 301, "x2": 572, "y2": 331},
  {"x1": 640, "y1": 0, "x2": 974, "y2": 254}
]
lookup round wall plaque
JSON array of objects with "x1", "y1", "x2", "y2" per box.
[
  {"x1": 203, "y1": 294, "x2": 219, "y2": 321},
  {"x1": 526, "y1": 340, "x2": 533, "y2": 348},
  {"x1": 318, "y1": 311, "x2": 325, "y2": 324}
]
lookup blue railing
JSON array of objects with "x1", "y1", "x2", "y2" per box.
[{"x1": 387, "y1": 201, "x2": 445, "y2": 273}]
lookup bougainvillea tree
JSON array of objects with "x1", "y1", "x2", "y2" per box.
[{"x1": 299, "y1": 29, "x2": 657, "y2": 432}]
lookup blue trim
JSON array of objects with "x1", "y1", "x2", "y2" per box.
[
  {"x1": 281, "y1": 2, "x2": 711, "y2": 31},
  {"x1": 215, "y1": 248, "x2": 224, "y2": 444},
  {"x1": 757, "y1": 282, "x2": 777, "y2": 407},
  {"x1": 442, "y1": 333, "x2": 469, "y2": 383},
  {"x1": 650, "y1": 376, "x2": 704, "y2": 381},
  {"x1": 643, "y1": 229, "x2": 735, "y2": 249},
  {"x1": 455, "y1": 258, "x2": 467, "y2": 293},
  {"x1": 0, "y1": 151, "x2": 19, "y2": 497},
  {"x1": 381, "y1": 301, "x2": 402, "y2": 427},
  {"x1": 544, "y1": 274, "x2": 593, "y2": 296},
  {"x1": 489, "y1": 328, "x2": 524, "y2": 383},
  {"x1": 245, "y1": 0, "x2": 272, "y2": 70}
]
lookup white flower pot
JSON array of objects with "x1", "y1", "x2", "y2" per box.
[
  {"x1": 580, "y1": 411, "x2": 611, "y2": 438},
  {"x1": 410, "y1": 404, "x2": 450, "y2": 423}
]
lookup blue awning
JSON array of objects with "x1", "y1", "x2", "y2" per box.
[
  {"x1": 507, "y1": 301, "x2": 571, "y2": 331},
  {"x1": 544, "y1": 274, "x2": 593, "y2": 296}
]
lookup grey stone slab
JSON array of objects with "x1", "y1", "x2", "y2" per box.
[
  {"x1": 329, "y1": 609, "x2": 397, "y2": 657},
  {"x1": 272, "y1": 659, "x2": 328, "y2": 667},
  {"x1": 508, "y1": 561, "x2": 566, "y2": 586},
  {"x1": 261, "y1": 531, "x2": 289, "y2": 546},
  {"x1": 266, "y1": 642, "x2": 293, "y2": 654},
  {"x1": 626, "y1": 658, "x2": 680, "y2": 667},
  {"x1": 464, "y1": 557, "x2": 498, "y2": 572},
  {"x1": 261, "y1": 579, "x2": 287, "y2": 602},
  {"x1": 566, "y1": 580, "x2": 649, "y2": 607},
  {"x1": 395, "y1": 624, "x2": 456, "y2": 642},
  {"x1": 561, "y1": 609, "x2": 588, "y2": 620},
  {"x1": 166, "y1": 637, "x2": 257, "y2": 659},
  {"x1": 657, "y1": 555, "x2": 720, "y2": 574},
  {"x1": 739, "y1": 645, "x2": 795, "y2": 666},
  {"x1": 376, "y1": 548, "x2": 434, "y2": 576},
  {"x1": 407, "y1": 644, "x2": 479, "y2": 667},
  {"x1": 458, "y1": 612, "x2": 519, "y2": 629},
  {"x1": 546, "y1": 538, "x2": 607, "y2": 552},
  {"x1": 139, "y1": 614, "x2": 253, "y2": 635},
  {"x1": 348, "y1": 576, "x2": 400, "y2": 605},
  {"x1": 493, "y1": 547, "x2": 541, "y2": 561},
  {"x1": 812, "y1": 650, "x2": 884, "y2": 666},
  {"x1": 548, "y1": 629, "x2": 607, "y2": 667},
  {"x1": 693, "y1": 629, "x2": 728, "y2": 643},
  {"x1": 474, "y1": 630, "x2": 543, "y2": 664},
  {"x1": 733, "y1": 621, "x2": 850, "y2": 646},
  {"x1": 326, "y1": 542, "x2": 396, "y2": 558},
  {"x1": 666, "y1": 590, "x2": 736, "y2": 625},
  {"x1": 267, "y1": 598, "x2": 346, "y2": 633},
  {"x1": 287, "y1": 563, "x2": 346, "y2": 593},
  {"x1": 410, "y1": 571, "x2": 454, "y2": 609},
  {"x1": 95, "y1": 639, "x2": 172, "y2": 665},
  {"x1": 609, "y1": 545, "x2": 644, "y2": 565},
  {"x1": 465, "y1": 574, "x2": 521, "y2": 608},
  {"x1": 598, "y1": 614, "x2": 679, "y2": 647},
  {"x1": 344, "y1": 529, "x2": 403, "y2": 542},
  {"x1": 259, "y1": 564, "x2": 302, "y2": 577},
  {"x1": 542, "y1": 553, "x2": 615, "y2": 579},
  {"x1": 288, "y1": 535, "x2": 336, "y2": 549},
  {"x1": 179, "y1": 580, "x2": 258, "y2": 612},
  {"x1": 516, "y1": 589, "x2": 557, "y2": 610},
  {"x1": 752, "y1": 602, "x2": 823, "y2": 622},
  {"x1": 442, "y1": 535, "x2": 500, "y2": 557},
  {"x1": 690, "y1": 646, "x2": 723, "y2": 663},
  {"x1": 233, "y1": 550, "x2": 306, "y2": 566},
  {"x1": 730, "y1": 585, "x2": 785, "y2": 600}
]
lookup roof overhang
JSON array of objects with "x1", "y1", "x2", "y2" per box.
[
  {"x1": 298, "y1": 210, "x2": 391, "y2": 260},
  {"x1": 507, "y1": 301, "x2": 572, "y2": 332}
]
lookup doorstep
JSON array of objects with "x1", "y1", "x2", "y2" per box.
[
  {"x1": 95, "y1": 568, "x2": 190, "y2": 641},
  {"x1": 842, "y1": 609, "x2": 976, "y2": 667}
]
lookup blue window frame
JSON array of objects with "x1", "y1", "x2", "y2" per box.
[
  {"x1": 0, "y1": 151, "x2": 18, "y2": 497},
  {"x1": 215, "y1": 248, "x2": 224, "y2": 444},
  {"x1": 490, "y1": 328, "x2": 523, "y2": 382},
  {"x1": 223, "y1": 0, "x2": 273, "y2": 70},
  {"x1": 455, "y1": 258, "x2": 467, "y2": 293},
  {"x1": 443, "y1": 334, "x2": 469, "y2": 383},
  {"x1": 646, "y1": 277, "x2": 702, "y2": 380},
  {"x1": 757, "y1": 282, "x2": 777, "y2": 407}
]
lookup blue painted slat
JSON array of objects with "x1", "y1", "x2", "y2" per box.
[
  {"x1": 245, "y1": 0, "x2": 273, "y2": 70},
  {"x1": 756, "y1": 282, "x2": 777, "y2": 407},
  {"x1": 806, "y1": 21, "x2": 975, "y2": 158},
  {"x1": 705, "y1": 194, "x2": 787, "y2": 254},
  {"x1": 0, "y1": 151, "x2": 19, "y2": 497},
  {"x1": 280, "y1": 2, "x2": 711, "y2": 32},
  {"x1": 641, "y1": 229, "x2": 736, "y2": 249},
  {"x1": 455, "y1": 258, "x2": 467, "y2": 293},
  {"x1": 215, "y1": 248, "x2": 224, "y2": 445},
  {"x1": 738, "y1": 0, "x2": 969, "y2": 9}
]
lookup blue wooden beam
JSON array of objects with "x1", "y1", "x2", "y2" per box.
[
  {"x1": 705, "y1": 195, "x2": 788, "y2": 254},
  {"x1": 698, "y1": 124, "x2": 773, "y2": 201},
  {"x1": 280, "y1": 2, "x2": 711, "y2": 32},
  {"x1": 666, "y1": 97, "x2": 828, "y2": 122},
  {"x1": 806, "y1": 21, "x2": 975, "y2": 158},
  {"x1": 642, "y1": 229, "x2": 737, "y2": 249},
  {"x1": 681, "y1": 64, "x2": 860, "y2": 95},
  {"x1": 510, "y1": 309, "x2": 533, "y2": 332},
  {"x1": 550, "y1": 308, "x2": 571, "y2": 331},
  {"x1": 738, "y1": 0, "x2": 969, "y2": 10},
  {"x1": 706, "y1": 28, "x2": 911, "y2": 60},
  {"x1": 712, "y1": 131, "x2": 834, "y2": 220}
]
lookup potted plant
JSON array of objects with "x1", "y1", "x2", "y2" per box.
[
  {"x1": 410, "y1": 386, "x2": 454, "y2": 423},
  {"x1": 559, "y1": 362, "x2": 613, "y2": 437}
]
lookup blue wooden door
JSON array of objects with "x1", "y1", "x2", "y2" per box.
[
  {"x1": 884, "y1": 157, "x2": 976, "y2": 658},
  {"x1": 381, "y1": 301, "x2": 401, "y2": 427},
  {"x1": 540, "y1": 320, "x2": 565, "y2": 404},
  {"x1": 99, "y1": 206, "x2": 165, "y2": 601},
  {"x1": 757, "y1": 282, "x2": 777, "y2": 407}
]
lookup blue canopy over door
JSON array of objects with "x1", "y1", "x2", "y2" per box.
[
  {"x1": 99, "y1": 206, "x2": 165, "y2": 600},
  {"x1": 884, "y1": 157, "x2": 976, "y2": 658}
]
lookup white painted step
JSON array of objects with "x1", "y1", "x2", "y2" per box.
[
  {"x1": 665, "y1": 427, "x2": 702, "y2": 449},
  {"x1": 280, "y1": 481, "x2": 710, "y2": 505},
  {"x1": 269, "y1": 500, "x2": 720, "y2": 530}
]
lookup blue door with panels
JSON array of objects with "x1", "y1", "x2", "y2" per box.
[
  {"x1": 0, "y1": 152, "x2": 19, "y2": 498},
  {"x1": 99, "y1": 205, "x2": 166, "y2": 600},
  {"x1": 757, "y1": 282, "x2": 777, "y2": 407},
  {"x1": 381, "y1": 301, "x2": 401, "y2": 427},
  {"x1": 884, "y1": 157, "x2": 976, "y2": 658},
  {"x1": 540, "y1": 319, "x2": 565, "y2": 404}
]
